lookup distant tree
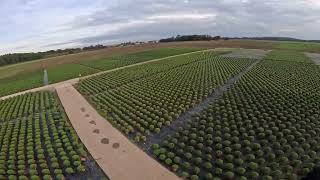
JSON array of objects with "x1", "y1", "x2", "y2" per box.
[
  {"x1": 159, "y1": 34, "x2": 225, "y2": 42},
  {"x1": 0, "y1": 44, "x2": 107, "y2": 67}
]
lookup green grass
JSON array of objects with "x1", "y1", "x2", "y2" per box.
[
  {"x1": 277, "y1": 41, "x2": 320, "y2": 52},
  {"x1": 0, "y1": 71, "x2": 43, "y2": 97},
  {"x1": 264, "y1": 50, "x2": 312, "y2": 63},
  {"x1": 47, "y1": 64, "x2": 100, "y2": 84},
  {"x1": 81, "y1": 48, "x2": 201, "y2": 70}
]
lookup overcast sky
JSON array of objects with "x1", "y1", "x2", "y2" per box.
[{"x1": 0, "y1": 0, "x2": 319, "y2": 54}]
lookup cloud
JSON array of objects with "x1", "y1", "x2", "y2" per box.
[{"x1": 0, "y1": 0, "x2": 319, "y2": 54}]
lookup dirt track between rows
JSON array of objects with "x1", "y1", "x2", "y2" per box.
[
  {"x1": 305, "y1": 52, "x2": 320, "y2": 65},
  {"x1": 56, "y1": 84, "x2": 179, "y2": 180}
]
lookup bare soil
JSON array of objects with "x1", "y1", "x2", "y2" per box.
[
  {"x1": 305, "y1": 53, "x2": 320, "y2": 65},
  {"x1": 221, "y1": 49, "x2": 270, "y2": 59}
]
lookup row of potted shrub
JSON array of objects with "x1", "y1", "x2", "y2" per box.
[{"x1": 153, "y1": 60, "x2": 320, "y2": 179}]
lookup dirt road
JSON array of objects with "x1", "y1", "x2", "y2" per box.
[{"x1": 56, "y1": 84, "x2": 179, "y2": 180}]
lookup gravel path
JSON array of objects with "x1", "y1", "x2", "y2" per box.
[
  {"x1": 56, "y1": 84, "x2": 180, "y2": 180},
  {"x1": 305, "y1": 53, "x2": 320, "y2": 65},
  {"x1": 143, "y1": 59, "x2": 260, "y2": 150},
  {"x1": 221, "y1": 48, "x2": 270, "y2": 59}
]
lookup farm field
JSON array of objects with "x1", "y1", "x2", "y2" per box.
[
  {"x1": 0, "y1": 92, "x2": 107, "y2": 179},
  {"x1": 2, "y1": 40, "x2": 320, "y2": 98},
  {"x1": 76, "y1": 48, "x2": 320, "y2": 179},
  {"x1": 1, "y1": 42, "x2": 320, "y2": 180},
  {"x1": 77, "y1": 50, "x2": 253, "y2": 141},
  {"x1": 276, "y1": 41, "x2": 320, "y2": 52},
  {"x1": 46, "y1": 64, "x2": 100, "y2": 84},
  {"x1": 0, "y1": 72, "x2": 43, "y2": 99},
  {"x1": 0, "y1": 47, "x2": 201, "y2": 97},
  {"x1": 151, "y1": 52, "x2": 320, "y2": 179},
  {"x1": 263, "y1": 50, "x2": 313, "y2": 63},
  {"x1": 80, "y1": 48, "x2": 200, "y2": 71},
  {"x1": 77, "y1": 51, "x2": 228, "y2": 95}
]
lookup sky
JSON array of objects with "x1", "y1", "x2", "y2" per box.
[{"x1": 0, "y1": 0, "x2": 319, "y2": 54}]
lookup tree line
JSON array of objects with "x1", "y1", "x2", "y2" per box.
[
  {"x1": 159, "y1": 35, "x2": 228, "y2": 42},
  {"x1": 0, "y1": 44, "x2": 108, "y2": 67}
]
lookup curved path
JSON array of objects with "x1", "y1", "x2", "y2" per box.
[
  {"x1": 0, "y1": 49, "x2": 214, "y2": 101},
  {"x1": 56, "y1": 84, "x2": 180, "y2": 180}
]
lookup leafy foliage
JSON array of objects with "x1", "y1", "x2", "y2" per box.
[
  {"x1": 153, "y1": 59, "x2": 320, "y2": 179},
  {"x1": 78, "y1": 51, "x2": 252, "y2": 139},
  {"x1": 0, "y1": 92, "x2": 89, "y2": 179}
]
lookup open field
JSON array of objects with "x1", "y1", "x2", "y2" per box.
[
  {"x1": 46, "y1": 64, "x2": 100, "y2": 84},
  {"x1": 263, "y1": 50, "x2": 313, "y2": 63},
  {"x1": 0, "y1": 47, "x2": 201, "y2": 97},
  {"x1": 276, "y1": 41, "x2": 320, "y2": 52},
  {"x1": 80, "y1": 48, "x2": 200, "y2": 71},
  {"x1": 1, "y1": 40, "x2": 320, "y2": 98},
  {"x1": 0, "y1": 91, "x2": 107, "y2": 180},
  {"x1": 1, "y1": 42, "x2": 320, "y2": 180}
]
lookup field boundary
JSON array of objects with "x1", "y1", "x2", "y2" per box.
[
  {"x1": 143, "y1": 58, "x2": 261, "y2": 150},
  {"x1": 56, "y1": 84, "x2": 180, "y2": 180},
  {"x1": 0, "y1": 49, "x2": 214, "y2": 101}
]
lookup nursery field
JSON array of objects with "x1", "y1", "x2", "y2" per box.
[
  {"x1": 77, "y1": 49, "x2": 320, "y2": 180},
  {"x1": 0, "y1": 92, "x2": 106, "y2": 179},
  {"x1": 77, "y1": 50, "x2": 253, "y2": 141},
  {"x1": 1, "y1": 44, "x2": 320, "y2": 180},
  {"x1": 151, "y1": 53, "x2": 320, "y2": 179}
]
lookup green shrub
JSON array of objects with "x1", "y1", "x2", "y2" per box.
[
  {"x1": 159, "y1": 154, "x2": 166, "y2": 161},
  {"x1": 66, "y1": 167, "x2": 75, "y2": 174},
  {"x1": 30, "y1": 175, "x2": 40, "y2": 180},
  {"x1": 165, "y1": 158, "x2": 172, "y2": 165},
  {"x1": 171, "y1": 164, "x2": 178, "y2": 172},
  {"x1": 224, "y1": 171, "x2": 234, "y2": 179},
  {"x1": 190, "y1": 175, "x2": 199, "y2": 180},
  {"x1": 77, "y1": 165, "x2": 86, "y2": 173},
  {"x1": 43, "y1": 175, "x2": 52, "y2": 180},
  {"x1": 180, "y1": 172, "x2": 189, "y2": 179}
]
